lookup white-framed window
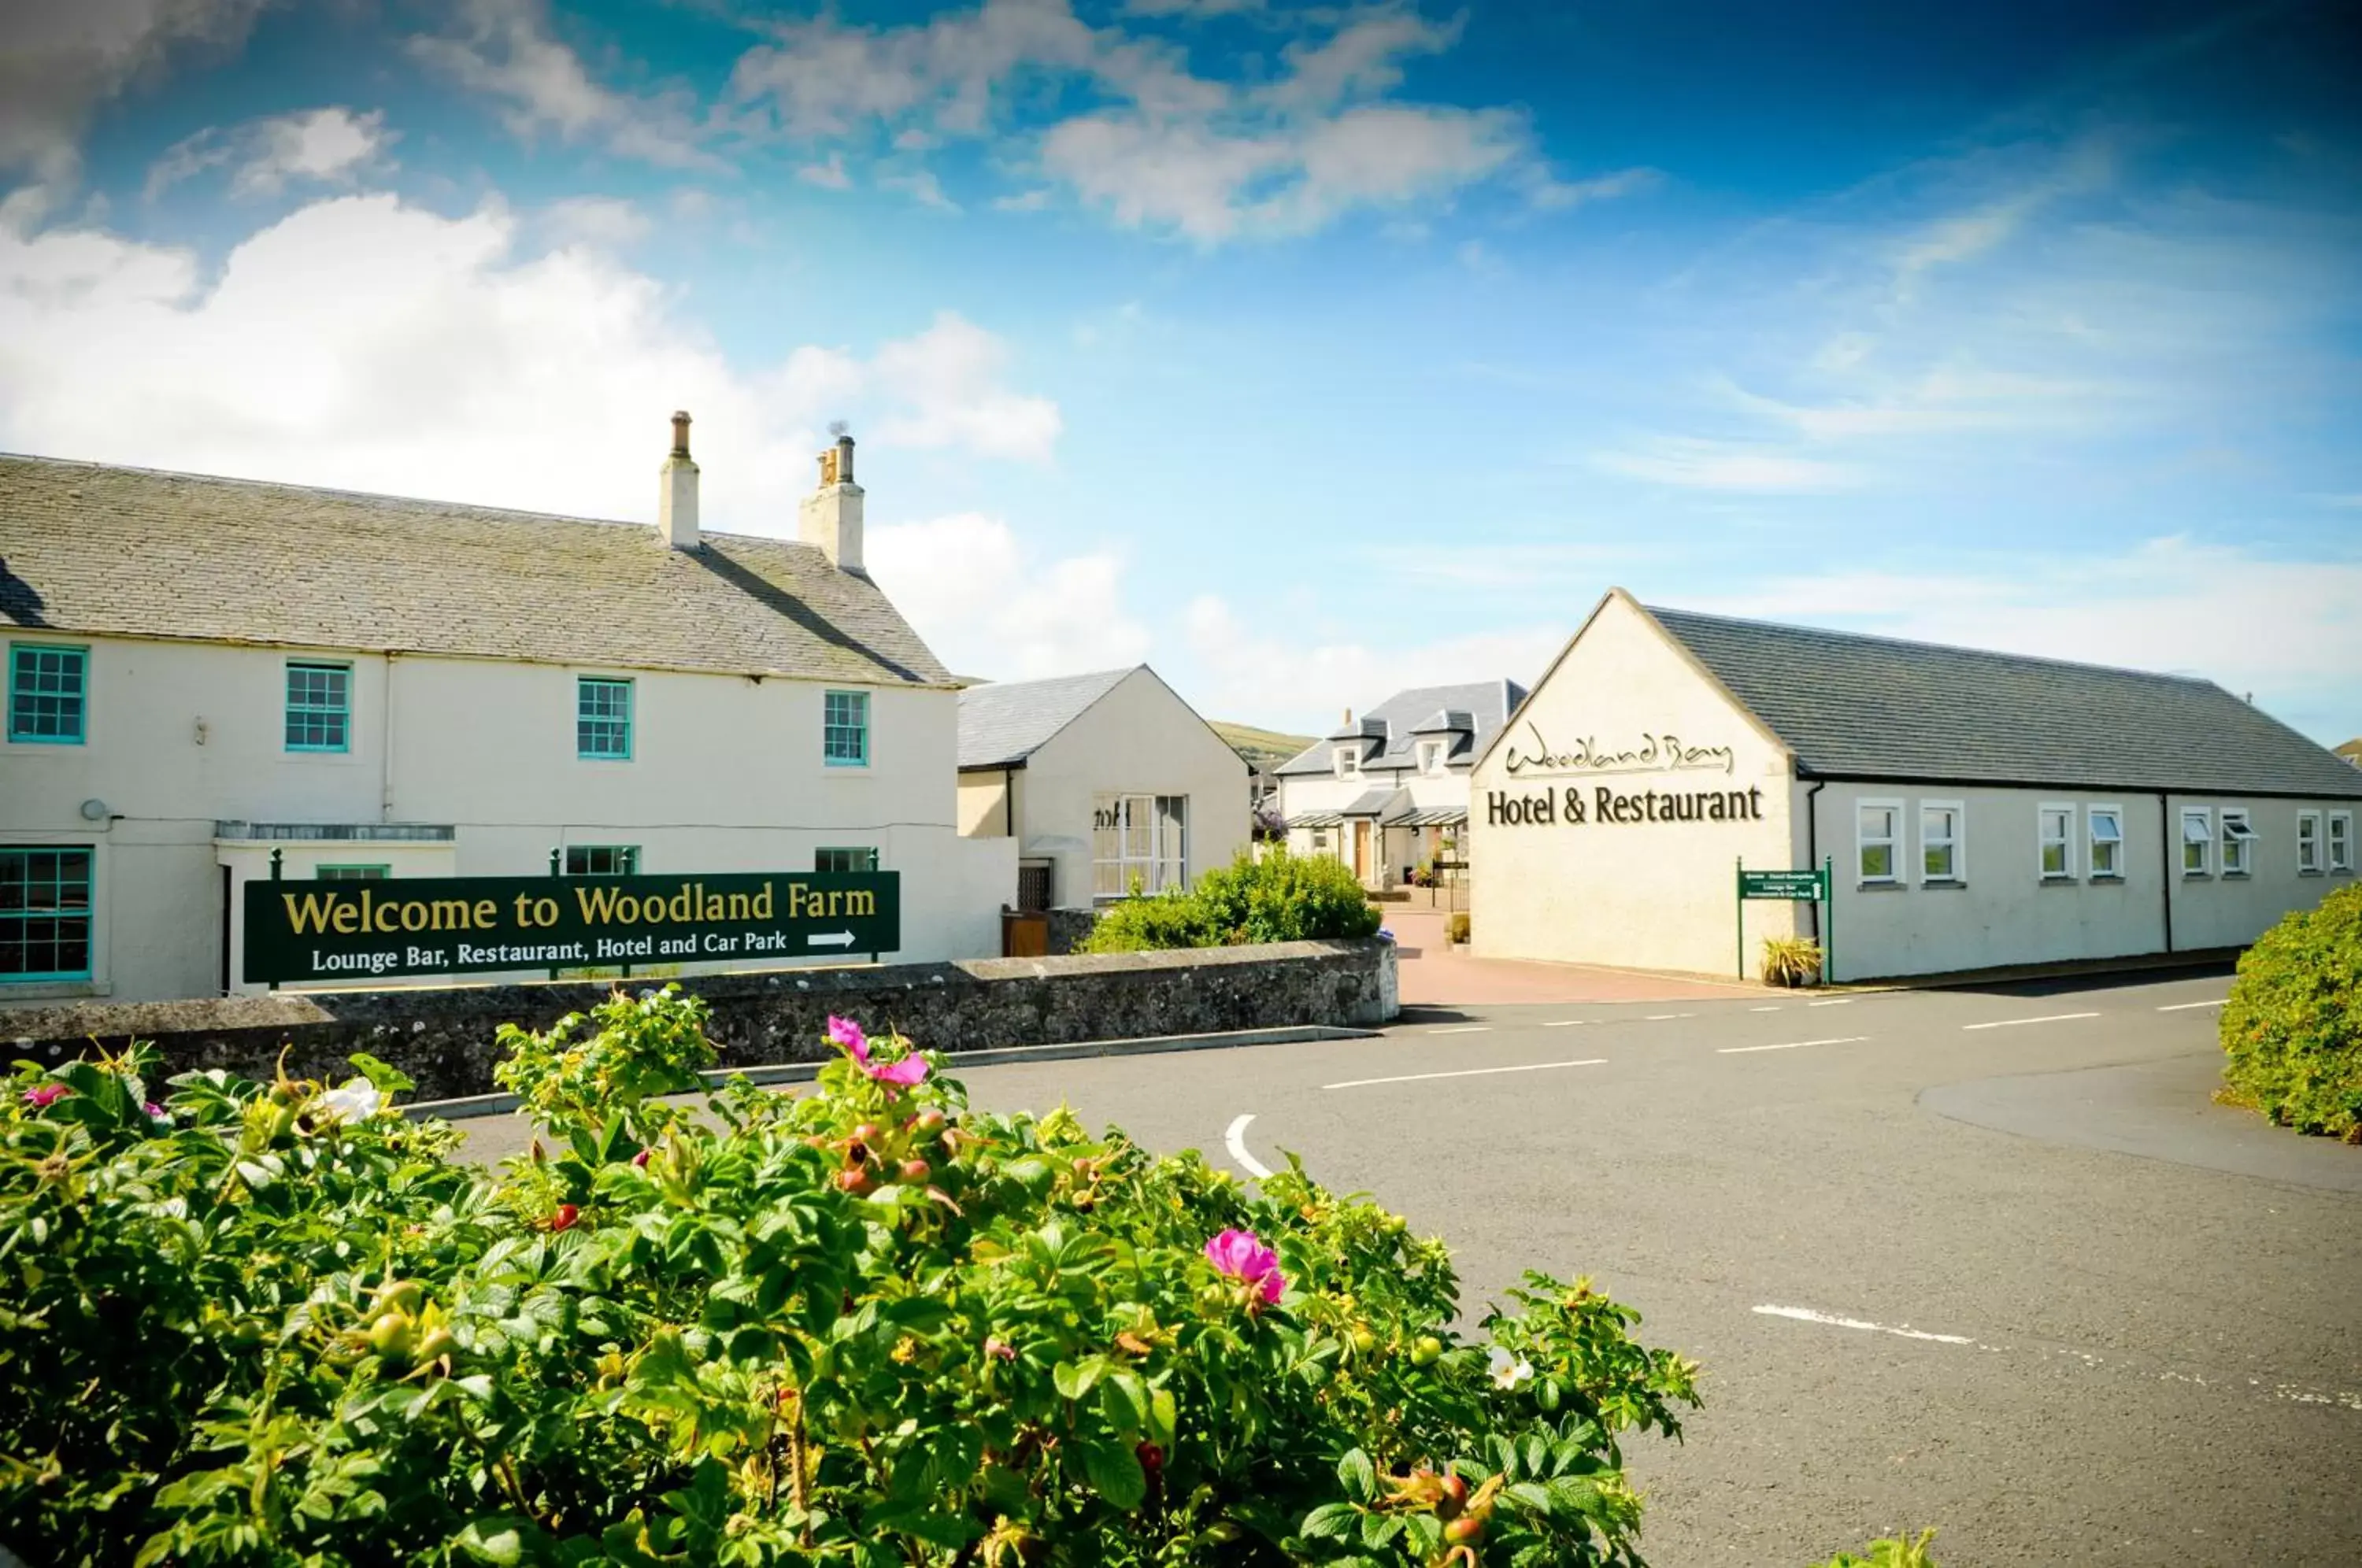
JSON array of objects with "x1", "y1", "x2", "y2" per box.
[
  {"x1": 2038, "y1": 804, "x2": 2075, "y2": 880},
  {"x1": 1333, "y1": 747, "x2": 1359, "y2": 779},
  {"x1": 1856, "y1": 799, "x2": 1901, "y2": 884},
  {"x1": 1094, "y1": 793, "x2": 1187, "y2": 898},
  {"x1": 2086, "y1": 805, "x2": 2124, "y2": 881},
  {"x1": 1418, "y1": 740, "x2": 1445, "y2": 775},
  {"x1": 2297, "y1": 811, "x2": 2323, "y2": 875},
  {"x1": 2328, "y1": 811, "x2": 2353, "y2": 873},
  {"x1": 1920, "y1": 801, "x2": 1964, "y2": 884},
  {"x1": 2219, "y1": 808, "x2": 2256, "y2": 876},
  {"x1": 2180, "y1": 808, "x2": 2212, "y2": 877}
]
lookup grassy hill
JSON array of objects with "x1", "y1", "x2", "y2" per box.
[{"x1": 1212, "y1": 720, "x2": 1316, "y2": 771}]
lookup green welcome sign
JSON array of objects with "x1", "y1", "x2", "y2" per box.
[
  {"x1": 1734, "y1": 859, "x2": 1833, "y2": 982},
  {"x1": 242, "y1": 871, "x2": 900, "y2": 985}
]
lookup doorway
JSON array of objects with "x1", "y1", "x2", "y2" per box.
[{"x1": 1352, "y1": 820, "x2": 1371, "y2": 882}]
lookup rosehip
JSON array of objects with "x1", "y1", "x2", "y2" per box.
[
  {"x1": 1135, "y1": 1442, "x2": 1164, "y2": 1471},
  {"x1": 835, "y1": 1167, "x2": 874, "y2": 1196},
  {"x1": 631, "y1": 1148, "x2": 650, "y2": 1168},
  {"x1": 898, "y1": 1158, "x2": 931, "y2": 1185},
  {"x1": 1349, "y1": 1326, "x2": 1379, "y2": 1355},
  {"x1": 549, "y1": 1204, "x2": 580, "y2": 1232},
  {"x1": 851, "y1": 1122, "x2": 884, "y2": 1146},
  {"x1": 365, "y1": 1312, "x2": 415, "y2": 1359},
  {"x1": 416, "y1": 1325, "x2": 458, "y2": 1362},
  {"x1": 372, "y1": 1280, "x2": 424, "y2": 1316},
  {"x1": 1437, "y1": 1474, "x2": 1469, "y2": 1518},
  {"x1": 1443, "y1": 1516, "x2": 1484, "y2": 1546},
  {"x1": 913, "y1": 1108, "x2": 947, "y2": 1136},
  {"x1": 1411, "y1": 1335, "x2": 1444, "y2": 1366}
]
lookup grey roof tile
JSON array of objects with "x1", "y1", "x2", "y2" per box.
[
  {"x1": 1278, "y1": 679, "x2": 1527, "y2": 775},
  {"x1": 1646, "y1": 605, "x2": 2362, "y2": 799},
  {"x1": 0, "y1": 453, "x2": 953, "y2": 686},
  {"x1": 957, "y1": 667, "x2": 1137, "y2": 768}
]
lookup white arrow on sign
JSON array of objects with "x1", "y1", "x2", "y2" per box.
[{"x1": 807, "y1": 931, "x2": 857, "y2": 948}]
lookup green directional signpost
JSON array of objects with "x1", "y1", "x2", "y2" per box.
[
  {"x1": 243, "y1": 870, "x2": 900, "y2": 987},
  {"x1": 1734, "y1": 858, "x2": 1834, "y2": 982}
]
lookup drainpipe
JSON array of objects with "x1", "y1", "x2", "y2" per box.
[
  {"x1": 2157, "y1": 790, "x2": 2173, "y2": 955},
  {"x1": 380, "y1": 653, "x2": 398, "y2": 822},
  {"x1": 1802, "y1": 778, "x2": 1826, "y2": 958},
  {"x1": 1005, "y1": 770, "x2": 1014, "y2": 838}
]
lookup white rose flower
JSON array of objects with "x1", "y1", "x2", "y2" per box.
[
  {"x1": 320, "y1": 1078, "x2": 386, "y2": 1123},
  {"x1": 1486, "y1": 1345, "x2": 1535, "y2": 1390}
]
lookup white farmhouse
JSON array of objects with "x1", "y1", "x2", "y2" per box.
[
  {"x1": 1273, "y1": 680, "x2": 1527, "y2": 887},
  {"x1": 956, "y1": 666, "x2": 1249, "y2": 912},
  {"x1": 1469, "y1": 589, "x2": 2362, "y2": 982},
  {"x1": 0, "y1": 419, "x2": 1013, "y2": 1004}
]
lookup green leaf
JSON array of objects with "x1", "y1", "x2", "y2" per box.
[
  {"x1": 1359, "y1": 1510, "x2": 1404, "y2": 1549},
  {"x1": 1079, "y1": 1437, "x2": 1147, "y2": 1511},
  {"x1": 345, "y1": 1051, "x2": 416, "y2": 1095},
  {"x1": 1336, "y1": 1447, "x2": 1377, "y2": 1503},
  {"x1": 1300, "y1": 1503, "x2": 1359, "y2": 1540}
]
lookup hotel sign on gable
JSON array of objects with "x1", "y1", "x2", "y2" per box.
[
  {"x1": 1486, "y1": 721, "x2": 1762, "y2": 827},
  {"x1": 242, "y1": 871, "x2": 899, "y2": 985}
]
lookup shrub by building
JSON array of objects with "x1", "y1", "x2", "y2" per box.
[
  {"x1": 2220, "y1": 883, "x2": 2362, "y2": 1140},
  {"x1": 1083, "y1": 849, "x2": 1382, "y2": 952}
]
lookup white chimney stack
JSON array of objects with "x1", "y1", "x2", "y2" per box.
[
  {"x1": 658, "y1": 409, "x2": 699, "y2": 550},
  {"x1": 798, "y1": 427, "x2": 864, "y2": 571}
]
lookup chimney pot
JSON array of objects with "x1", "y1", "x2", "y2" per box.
[
  {"x1": 798, "y1": 427, "x2": 864, "y2": 571},
  {"x1": 658, "y1": 409, "x2": 699, "y2": 550}
]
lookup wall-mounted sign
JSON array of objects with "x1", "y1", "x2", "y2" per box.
[
  {"x1": 1501, "y1": 724, "x2": 1734, "y2": 779},
  {"x1": 242, "y1": 871, "x2": 899, "y2": 985},
  {"x1": 1485, "y1": 785, "x2": 1764, "y2": 827}
]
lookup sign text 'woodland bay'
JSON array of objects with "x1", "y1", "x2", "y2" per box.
[{"x1": 243, "y1": 871, "x2": 899, "y2": 984}]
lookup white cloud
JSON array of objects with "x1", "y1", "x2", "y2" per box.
[
  {"x1": 1590, "y1": 436, "x2": 1861, "y2": 493},
  {"x1": 1670, "y1": 537, "x2": 2362, "y2": 743},
  {"x1": 146, "y1": 106, "x2": 394, "y2": 199},
  {"x1": 796, "y1": 153, "x2": 852, "y2": 190},
  {"x1": 881, "y1": 168, "x2": 960, "y2": 212},
  {"x1": 539, "y1": 194, "x2": 648, "y2": 247},
  {"x1": 0, "y1": 0, "x2": 270, "y2": 185},
  {"x1": 0, "y1": 193, "x2": 1061, "y2": 527},
  {"x1": 868, "y1": 512, "x2": 1150, "y2": 680},
  {"x1": 727, "y1": 0, "x2": 1640, "y2": 243},
  {"x1": 1183, "y1": 594, "x2": 1562, "y2": 734},
  {"x1": 409, "y1": 0, "x2": 715, "y2": 168}
]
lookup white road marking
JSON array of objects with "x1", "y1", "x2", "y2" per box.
[
  {"x1": 1753, "y1": 1304, "x2": 1974, "y2": 1344},
  {"x1": 1223, "y1": 1113, "x2": 1273, "y2": 1181},
  {"x1": 1962, "y1": 1011, "x2": 2101, "y2": 1030},
  {"x1": 1644, "y1": 1012, "x2": 1694, "y2": 1021},
  {"x1": 1749, "y1": 1005, "x2": 1783, "y2": 1012},
  {"x1": 1542, "y1": 1019, "x2": 1589, "y2": 1027},
  {"x1": 2157, "y1": 999, "x2": 2228, "y2": 1012},
  {"x1": 1719, "y1": 1036, "x2": 1869, "y2": 1055},
  {"x1": 1808, "y1": 998, "x2": 1853, "y2": 1007},
  {"x1": 1427, "y1": 1025, "x2": 1491, "y2": 1034},
  {"x1": 1324, "y1": 1059, "x2": 1607, "y2": 1091}
]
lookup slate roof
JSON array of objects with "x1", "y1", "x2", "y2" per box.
[
  {"x1": 1645, "y1": 604, "x2": 2362, "y2": 799},
  {"x1": 957, "y1": 667, "x2": 1137, "y2": 769},
  {"x1": 1278, "y1": 679, "x2": 1527, "y2": 776},
  {"x1": 0, "y1": 453, "x2": 953, "y2": 686}
]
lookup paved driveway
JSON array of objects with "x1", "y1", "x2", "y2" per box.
[
  {"x1": 457, "y1": 967, "x2": 2362, "y2": 1566},
  {"x1": 1383, "y1": 905, "x2": 1768, "y2": 1007}
]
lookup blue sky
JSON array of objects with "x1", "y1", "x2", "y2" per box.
[{"x1": 2, "y1": 0, "x2": 2357, "y2": 743}]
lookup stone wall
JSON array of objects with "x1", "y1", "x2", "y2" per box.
[
  {"x1": 1046, "y1": 908, "x2": 1101, "y2": 955},
  {"x1": 2, "y1": 939, "x2": 1397, "y2": 1102}
]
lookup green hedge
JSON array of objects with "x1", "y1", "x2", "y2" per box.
[
  {"x1": 1083, "y1": 849, "x2": 1382, "y2": 953},
  {"x1": 2220, "y1": 883, "x2": 2362, "y2": 1139},
  {"x1": 2, "y1": 988, "x2": 1701, "y2": 1566}
]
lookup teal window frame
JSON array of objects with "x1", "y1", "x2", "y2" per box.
[
  {"x1": 0, "y1": 847, "x2": 94, "y2": 983},
  {"x1": 814, "y1": 847, "x2": 879, "y2": 874},
  {"x1": 9, "y1": 642, "x2": 89, "y2": 745},
  {"x1": 284, "y1": 660, "x2": 353, "y2": 753},
  {"x1": 578, "y1": 677, "x2": 634, "y2": 760},
  {"x1": 823, "y1": 690, "x2": 869, "y2": 767},
  {"x1": 565, "y1": 845, "x2": 640, "y2": 877},
  {"x1": 317, "y1": 864, "x2": 390, "y2": 881}
]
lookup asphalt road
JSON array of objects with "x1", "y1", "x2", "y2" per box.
[{"x1": 457, "y1": 968, "x2": 2362, "y2": 1566}]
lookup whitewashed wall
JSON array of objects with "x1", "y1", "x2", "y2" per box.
[{"x1": 0, "y1": 634, "x2": 1003, "y2": 1003}]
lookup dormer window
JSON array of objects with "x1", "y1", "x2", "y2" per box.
[{"x1": 1334, "y1": 747, "x2": 1359, "y2": 779}]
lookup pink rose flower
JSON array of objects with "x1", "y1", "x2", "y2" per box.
[
  {"x1": 21, "y1": 1084, "x2": 69, "y2": 1109},
  {"x1": 984, "y1": 1337, "x2": 1017, "y2": 1362},
  {"x1": 1205, "y1": 1228, "x2": 1285, "y2": 1305},
  {"x1": 827, "y1": 1015, "x2": 931, "y2": 1086}
]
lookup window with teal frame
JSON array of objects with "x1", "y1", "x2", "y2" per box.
[
  {"x1": 0, "y1": 848, "x2": 93, "y2": 982},
  {"x1": 814, "y1": 847, "x2": 879, "y2": 873},
  {"x1": 9, "y1": 644, "x2": 87, "y2": 744},
  {"x1": 578, "y1": 677, "x2": 633, "y2": 760},
  {"x1": 284, "y1": 661, "x2": 351, "y2": 753},
  {"x1": 823, "y1": 690, "x2": 868, "y2": 766}
]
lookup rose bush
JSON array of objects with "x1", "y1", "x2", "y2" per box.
[{"x1": 3, "y1": 986, "x2": 1699, "y2": 1566}]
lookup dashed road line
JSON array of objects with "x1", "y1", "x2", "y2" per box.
[
  {"x1": 1324, "y1": 1059, "x2": 1607, "y2": 1091},
  {"x1": 1749, "y1": 1005, "x2": 1783, "y2": 1012},
  {"x1": 1808, "y1": 998, "x2": 1853, "y2": 1007},
  {"x1": 1753, "y1": 1304, "x2": 1975, "y2": 1344},
  {"x1": 1223, "y1": 1113, "x2": 1273, "y2": 1181},
  {"x1": 1644, "y1": 1012, "x2": 1694, "y2": 1021},
  {"x1": 1718, "y1": 1036, "x2": 1869, "y2": 1056},
  {"x1": 1542, "y1": 1019, "x2": 1589, "y2": 1027},
  {"x1": 2157, "y1": 999, "x2": 2228, "y2": 1012},
  {"x1": 1963, "y1": 1011, "x2": 2101, "y2": 1031},
  {"x1": 1427, "y1": 1024, "x2": 1492, "y2": 1034}
]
